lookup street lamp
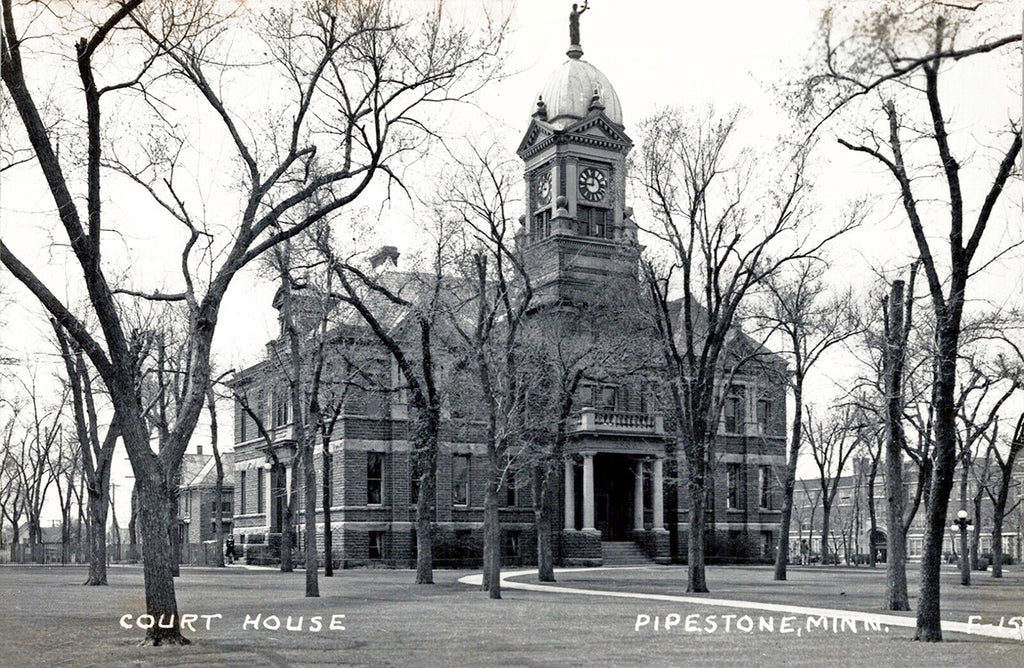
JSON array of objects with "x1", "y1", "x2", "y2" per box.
[{"x1": 951, "y1": 509, "x2": 971, "y2": 586}]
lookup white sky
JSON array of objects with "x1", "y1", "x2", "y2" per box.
[{"x1": 2, "y1": 0, "x2": 1022, "y2": 524}]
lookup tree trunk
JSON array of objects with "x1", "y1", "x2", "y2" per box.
[
  {"x1": 167, "y1": 461, "x2": 181, "y2": 577},
  {"x1": 304, "y1": 439, "x2": 319, "y2": 597},
  {"x1": 84, "y1": 484, "x2": 109, "y2": 585},
  {"x1": 914, "y1": 325, "x2": 959, "y2": 642},
  {"x1": 534, "y1": 461, "x2": 555, "y2": 582},
  {"x1": 970, "y1": 497, "x2": 981, "y2": 572},
  {"x1": 685, "y1": 452, "x2": 708, "y2": 593},
  {"x1": 483, "y1": 472, "x2": 501, "y2": 599},
  {"x1": 323, "y1": 443, "x2": 334, "y2": 577},
  {"x1": 128, "y1": 483, "x2": 139, "y2": 561},
  {"x1": 280, "y1": 460, "x2": 295, "y2": 573},
  {"x1": 991, "y1": 512, "x2": 1004, "y2": 578},
  {"x1": 137, "y1": 473, "x2": 189, "y2": 645},
  {"x1": 774, "y1": 385, "x2": 803, "y2": 581},
  {"x1": 414, "y1": 413, "x2": 437, "y2": 584},
  {"x1": 821, "y1": 500, "x2": 831, "y2": 566},
  {"x1": 884, "y1": 278, "x2": 910, "y2": 609},
  {"x1": 867, "y1": 449, "x2": 878, "y2": 569}
]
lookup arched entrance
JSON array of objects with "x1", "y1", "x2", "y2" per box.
[{"x1": 870, "y1": 528, "x2": 887, "y2": 563}]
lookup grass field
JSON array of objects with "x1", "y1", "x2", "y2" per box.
[{"x1": 0, "y1": 563, "x2": 1021, "y2": 667}]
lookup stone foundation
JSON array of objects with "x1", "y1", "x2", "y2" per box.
[{"x1": 560, "y1": 529, "x2": 602, "y2": 566}]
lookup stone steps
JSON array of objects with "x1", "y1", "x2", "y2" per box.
[{"x1": 601, "y1": 540, "x2": 653, "y2": 566}]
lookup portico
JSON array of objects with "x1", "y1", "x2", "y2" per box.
[{"x1": 562, "y1": 448, "x2": 670, "y2": 565}]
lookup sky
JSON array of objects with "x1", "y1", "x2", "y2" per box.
[{"x1": 1, "y1": 0, "x2": 1022, "y2": 525}]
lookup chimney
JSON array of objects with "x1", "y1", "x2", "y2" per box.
[{"x1": 370, "y1": 245, "x2": 400, "y2": 269}]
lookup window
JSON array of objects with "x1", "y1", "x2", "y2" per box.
[
  {"x1": 531, "y1": 209, "x2": 551, "y2": 240},
  {"x1": 759, "y1": 466, "x2": 772, "y2": 509},
  {"x1": 255, "y1": 389, "x2": 266, "y2": 431},
  {"x1": 256, "y1": 469, "x2": 265, "y2": 514},
  {"x1": 598, "y1": 386, "x2": 617, "y2": 410},
  {"x1": 756, "y1": 399, "x2": 771, "y2": 431},
  {"x1": 506, "y1": 473, "x2": 520, "y2": 507},
  {"x1": 504, "y1": 531, "x2": 521, "y2": 562},
  {"x1": 452, "y1": 454, "x2": 470, "y2": 506},
  {"x1": 367, "y1": 452, "x2": 384, "y2": 505},
  {"x1": 273, "y1": 387, "x2": 290, "y2": 427},
  {"x1": 237, "y1": 400, "x2": 248, "y2": 442},
  {"x1": 368, "y1": 531, "x2": 385, "y2": 560},
  {"x1": 240, "y1": 471, "x2": 247, "y2": 514},
  {"x1": 185, "y1": 491, "x2": 192, "y2": 516},
  {"x1": 727, "y1": 463, "x2": 741, "y2": 509},
  {"x1": 724, "y1": 396, "x2": 743, "y2": 433},
  {"x1": 577, "y1": 205, "x2": 611, "y2": 238}
]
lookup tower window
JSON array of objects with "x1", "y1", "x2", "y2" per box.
[
  {"x1": 531, "y1": 209, "x2": 551, "y2": 241},
  {"x1": 577, "y1": 205, "x2": 611, "y2": 239}
]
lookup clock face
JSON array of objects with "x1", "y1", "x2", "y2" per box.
[
  {"x1": 578, "y1": 167, "x2": 607, "y2": 202},
  {"x1": 535, "y1": 170, "x2": 552, "y2": 206}
]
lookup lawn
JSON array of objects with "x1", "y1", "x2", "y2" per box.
[{"x1": 0, "y1": 563, "x2": 1021, "y2": 667}]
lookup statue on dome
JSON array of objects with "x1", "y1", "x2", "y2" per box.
[{"x1": 569, "y1": 2, "x2": 589, "y2": 47}]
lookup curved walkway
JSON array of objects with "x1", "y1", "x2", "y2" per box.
[{"x1": 459, "y1": 567, "x2": 1024, "y2": 641}]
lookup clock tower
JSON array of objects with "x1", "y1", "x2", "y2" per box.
[{"x1": 517, "y1": 8, "x2": 639, "y2": 308}]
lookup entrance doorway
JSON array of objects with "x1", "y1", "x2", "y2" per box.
[
  {"x1": 870, "y1": 528, "x2": 887, "y2": 563},
  {"x1": 594, "y1": 453, "x2": 636, "y2": 540}
]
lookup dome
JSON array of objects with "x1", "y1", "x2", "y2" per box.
[{"x1": 536, "y1": 57, "x2": 623, "y2": 130}]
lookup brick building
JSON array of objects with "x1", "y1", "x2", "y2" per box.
[
  {"x1": 791, "y1": 458, "x2": 1024, "y2": 565},
  {"x1": 177, "y1": 450, "x2": 234, "y2": 547},
  {"x1": 230, "y1": 17, "x2": 787, "y2": 568}
]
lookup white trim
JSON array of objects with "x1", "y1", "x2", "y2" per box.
[{"x1": 717, "y1": 453, "x2": 785, "y2": 465}]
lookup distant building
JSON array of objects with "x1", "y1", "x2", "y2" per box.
[
  {"x1": 176, "y1": 450, "x2": 234, "y2": 546},
  {"x1": 791, "y1": 457, "x2": 1024, "y2": 564}
]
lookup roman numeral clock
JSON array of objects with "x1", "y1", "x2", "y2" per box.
[{"x1": 578, "y1": 166, "x2": 607, "y2": 202}]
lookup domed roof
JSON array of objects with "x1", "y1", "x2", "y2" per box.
[{"x1": 536, "y1": 57, "x2": 622, "y2": 130}]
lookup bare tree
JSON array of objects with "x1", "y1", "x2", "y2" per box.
[
  {"x1": 10, "y1": 373, "x2": 66, "y2": 551},
  {"x1": 0, "y1": 408, "x2": 23, "y2": 558},
  {"x1": 755, "y1": 259, "x2": 860, "y2": 580},
  {"x1": 989, "y1": 413, "x2": 1024, "y2": 577},
  {"x1": 953, "y1": 359, "x2": 1018, "y2": 583},
  {"x1": 1, "y1": 0, "x2": 506, "y2": 643},
  {"x1": 53, "y1": 322, "x2": 122, "y2": 584},
  {"x1": 638, "y1": 106, "x2": 850, "y2": 592},
  {"x1": 205, "y1": 384, "x2": 225, "y2": 568},
  {"x1": 801, "y1": 1, "x2": 1022, "y2": 640},
  {"x1": 441, "y1": 145, "x2": 533, "y2": 598},
  {"x1": 881, "y1": 274, "x2": 915, "y2": 609},
  {"x1": 322, "y1": 237, "x2": 448, "y2": 585},
  {"x1": 806, "y1": 405, "x2": 859, "y2": 566},
  {"x1": 511, "y1": 287, "x2": 633, "y2": 582}
]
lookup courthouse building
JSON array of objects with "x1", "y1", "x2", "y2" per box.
[{"x1": 230, "y1": 13, "x2": 787, "y2": 568}]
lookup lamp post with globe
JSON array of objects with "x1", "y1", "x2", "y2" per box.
[{"x1": 951, "y1": 509, "x2": 972, "y2": 586}]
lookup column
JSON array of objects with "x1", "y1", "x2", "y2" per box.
[
  {"x1": 653, "y1": 456, "x2": 665, "y2": 530},
  {"x1": 582, "y1": 452, "x2": 595, "y2": 531},
  {"x1": 564, "y1": 458, "x2": 575, "y2": 530},
  {"x1": 634, "y1": 460, "x2": 645, "y2": 531}
]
